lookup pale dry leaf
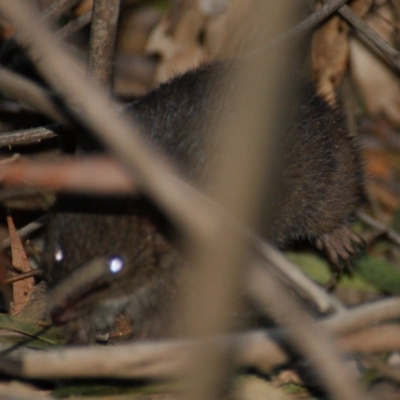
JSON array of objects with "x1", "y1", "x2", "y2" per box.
[
  {"x1": 6, "y1": 214, "x2": 35, "y2": 315},
  {"x1": 312, "y1": 0, "x2": 373, "y2": 105},
  {"x1": 146, "y1": 0, "x2": 257, "y2": 84},
  {"x1": 146, "y1": 4, "x2": 208, "y2": 83},
  {"x1": 312, "y1": 14, "x2": 350, "y2": 104},
  {"x1": 350, "y1": 2, "x2": 400, "y2": 126}
]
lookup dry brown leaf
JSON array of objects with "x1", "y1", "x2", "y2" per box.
[
  {"x1": 74, "y1": 0, "x2": 93, "y2": 16},
  {"x1": 108, "y1": 314, "x2": 134, "y2": 341},
  {"x1": 312, "y1": 12, "x2": 350, "y2": 104},
  {"x1": 350, "y1": 2, "x2": 400, "y2": 126},
  {"x1": 363, "y1": 149, "x2": 394, "y2": 180},
  {"x1": 6, "y1": 213, "x2": 35, "y2": 315},
  {"x1": 312, "y1": 0, "x2": 373, "y2": 104}
]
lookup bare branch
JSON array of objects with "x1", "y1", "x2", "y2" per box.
[
  {"x1": 358, "y1": 210, "x2": 400, "y2": 247},
  {"x1": 0, "y1": 125, "x2": 58, "y2": 147},
  {"x1": 334, "y1": 1, "x2": 400, "y2": 71},
  {"x1": 1, "y1": 297, "x2": 400, "y2": 380},
  {"x1": 87, "y1": 0, "x2": 120, "y2": 87},
  {"x1": 0, "y1": 67, "x2": 65, "y2": 122},
  {"x1": 0, "y1": 156, "x2": 135, "y2": 194},
  {"x1": 252, "y1": 239, "x2": 346, "y2": 314},
  {"x1": 0, "y1": 215, "x2": 47, "y2": 250},
  {"x1": 249, "y1": 261, "x2": 373, "y2": 400}
]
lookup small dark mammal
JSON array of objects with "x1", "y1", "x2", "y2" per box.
[{"x1": 44, "y1": 63, "x2": 365, "y2": 342}]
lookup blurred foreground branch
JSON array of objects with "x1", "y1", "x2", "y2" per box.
[{"x1": 1, "y1": 296, "x2": 400, "y2": 380}]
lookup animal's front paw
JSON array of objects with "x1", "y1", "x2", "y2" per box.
[{"x1": 315, "y1": 224, "x2": 365, "y2": 272}]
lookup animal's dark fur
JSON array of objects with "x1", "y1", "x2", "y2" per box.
[{"x1": 45, "y1": 63, "x2": 365, "y2": 342}]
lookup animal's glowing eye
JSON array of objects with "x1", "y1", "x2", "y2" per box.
[
  {"x1": 108, "y1": 256, "x2": 124, "y2": 274},
  {"x1": 54, "y1": 245, "x2": 64, "y2": 262}
]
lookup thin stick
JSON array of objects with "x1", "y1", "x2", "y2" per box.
[
  {"x1": 357, "y1": 210, "x2": 400, "y2": 248},
  {"x1": 0, "y1": 125, "x2": 59, "y2": 147},
  {"x1": 3, "y1": 270, "x2": 42, "y2": 285},
  {"x1": 253, "y1": 239, "x2": 346, "y2": 314},
  {"x1": 43, "y1": 0, "x2": 81, "y2": 22},
  {"x1": 87, "y1": 0, "x2": 120, "y2": 88},
  {"x1": 334, "y1": 1, "x2": 400, "y2": 71},
  {"x1": 0, "y1": 68, "x2": 65, "y2": 123},
  {"x1": 267, "y1": 0, "x2": 349, "y2": 48},
  {"x1": 0, "y1": 156, "x2": 136, "y2": 194},
  {"x1": 1, "y1": 215, "x2": 47, "y2": 250}
]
